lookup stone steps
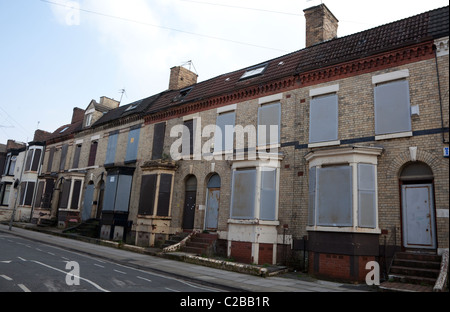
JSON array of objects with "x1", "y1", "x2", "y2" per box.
[{"x1": 380, "y1": 251, "x2": 442, "y2": 292}]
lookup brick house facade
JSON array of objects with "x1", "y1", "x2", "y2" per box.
[{"x1": 4, "y1": 4, "x2": 445, "y2": 282}]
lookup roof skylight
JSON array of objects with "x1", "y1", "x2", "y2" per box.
[
  {"x1": 240, "y1": 63, "x2": 268, "y2": 80},
  {"x1": 59, "y1": 126, "x2": 70, "y2": 133}
]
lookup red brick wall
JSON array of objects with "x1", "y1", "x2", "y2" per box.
[
  {"x1": 309, "y1": 252, "x2": 376, "y2": 283},
  {"x1": 258, "y1": 243, "x2": 274, "y2": 265},
  {"x1": 230, "y1": 241, "x2": 252, "y2": 263}
]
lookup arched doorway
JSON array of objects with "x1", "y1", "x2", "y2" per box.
[
  {"x1": 400, "y1": 162, "x2": 436, "y2": 250},
  {"x1": 182, "y1": 175, "x2": 197, "y2": 230},
  {"x1": 205, "y1": 174, "x2": 221, "y2": 231}
]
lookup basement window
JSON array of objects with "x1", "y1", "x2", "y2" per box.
[{"x1": 239, "y1": 63, "x2": 268, "y2": 80}]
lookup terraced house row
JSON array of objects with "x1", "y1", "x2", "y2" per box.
[{"x1": 1, "y1": 4, "x2": 448, "y2": 282}]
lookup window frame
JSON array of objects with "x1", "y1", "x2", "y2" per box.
[
  {"x1": 308, "y1": 84, "x2": 340, "y2": 147},
  {"x1": 105, "y1": 131, "x2": 119, "y2": 166},
  {"x1": 214, "y1": 110, "x2": 236, "y2": 154},
  {"x1": 372, "y1": 70, "x2": 412, "y2": 140},
  {"x1": 229, "y1": 158, "x2": 281, "y2": 223},
  {"x1": 58, "y1": 177, "x2": 84, "y2": 211},
  {"x1": 137, "y1": 170, "x2": 175, "y2": 218},
  {"x1": 305, "y1": 146, "x2": 382, "y2": 234}
]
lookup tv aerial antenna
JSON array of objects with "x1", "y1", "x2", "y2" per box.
[{"x1": 119, "y1": 88, "x2": 127, "y2": 104}]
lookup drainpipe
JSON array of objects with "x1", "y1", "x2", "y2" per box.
[{"x1": 434, "y1": 45, "x2": 449, "y2": 144}]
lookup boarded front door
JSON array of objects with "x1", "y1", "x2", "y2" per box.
[
  {"x1": 205, "y1": 189, "x2": 220, "y2": 230},
  {"x1": 401, "y1": 184, "x2": 436, "y2": 249},
  {"x1": 205, "y1": 174, "x2": 221, "y2": 231},
  {"x1": 82, "y1": 183, "x2": 94, "y2": 221},
  {"x1": 183, "y1": 176, "x2": 197, "y2": 229}
]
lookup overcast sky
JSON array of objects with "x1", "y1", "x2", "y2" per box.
[{"x1": 0, "y1": 0, "x2": 448, "y2": 145}]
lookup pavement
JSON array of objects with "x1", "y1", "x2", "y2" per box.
[{"x1": 0, "y1": 222, "x2": 376, "y2": 292}]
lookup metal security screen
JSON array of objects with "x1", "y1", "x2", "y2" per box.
[
  {"x1": 317, "y1": 166, "x2": 352, "y2": 226},
  {"x1": 309, "y1": 94, "x2": 338, "y2": 143},
  {"x1": 358, "y1": 164, "x2": 376, "y2": 228},
  {"x1": 231, "y1": 169, "x2": 256, "y2": 219},
  {"x1": 374, "y1": 80, "x2": 411, "y2": 135}
]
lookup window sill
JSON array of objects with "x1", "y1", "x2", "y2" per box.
[
  {"x1": 308, "y1": 140, "x2": 340, "y2": 148},
  {"x1": 375, "y1": 131, "x2": 412, "y2": 141},
  {"x1": 228, "y1": 219, "x2": 279, "y2": 226},
  {"x1": 137, "y1": 215, "x2": 171, "y2": 220},
  {"x1": 306, "y1": 225, "x2": 381, "y2": 234}
]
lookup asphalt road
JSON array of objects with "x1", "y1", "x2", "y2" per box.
[{"x1": 0, "y1": 231, "x2": 221, "y2": 292}]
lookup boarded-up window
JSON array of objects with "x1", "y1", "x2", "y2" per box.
[
  {"x1": 182, "y1": 119, "x2": 194, "y2": 156},
  {"x1": 260, "y1": 168, "x2": 276, "y2": 220},
  {"x1": 231, "y1": 169, "x2": 256, "y2": 219},
  {"x1": 309, "y1": 94, "x2": 338, "y2": 143},
  {"x1": 42, "y1": 179, "x2": 54, "y2": 209},
  {"x1": 374, "y1": 80, "x2": 411, "y2": 135},
  {"x1": 308, "y1": 167, "x2": 316, "y2": 226},
  {"x1": 317, "y1": 166, "x2": 352, "y2": 226},
  {"x1": 31, "y1": 149, "x2": 42, "y2": 171},
  {"x1": 59, "y1": 180, "x2": 71, "y2": 209},
  {"x1": 103, "y1": 172, "x2": 133, "y2": 213},
  {"x1": 25, "y1": 150, "x2": 33, "y2": 171},
  {"x1": 88, "y1": 141, "x2": 98, "y2": 167},
  {"x1": 34, "y1": 181, "x2": 45, "y2": 208},
  {"x1": 103, "y1": 174, "x2": 118, "y2": 211},
  {"x1": 70, "y1": 180, "x2": 82, "y2": 209},
  {"x1": 151, "y1": 123, "x2": 166, "y2": 160},
  {"x1": 115, "y1": 175, "x2": 132, "y2": 212},
  {"x1": 258, "y1": 103, "x2": 280, "y2": 146},
  {"x1": 358, "y1": 164, "x2": 376, "y2": 228},
  {"x1": 105, "y1": 132, "x2": 118, "y2": 165},
  {"x1": 1, "y1": 183, "x2": 11, "y2": 206},
  {"x1": 138, "y1": 174, "x2": 157, "y2": 215},
  {"x1": 25, "y1": 183, "x2": 35, "y2": 206},
  {"x1": 47, "y1": 147, "x2": 55, "y2": 173},
  {"x1": 72, "y1": 144, "x2": 82, "y2": 169},
  {"x1": 214, "y1": 112, "x2": 235, "y2": 152},
  {"x1": 59, "y1": 144, "x2": 68, "y2": 171},
  {"x1": 156, "y1": 174, "x2": 172, "y2": 216},
  {"x1": 25, "y1": 148, "x2": 42, "y2": 172},
  {"x1": 125, "y1": 126, "x2": 141, "y2": 163}
]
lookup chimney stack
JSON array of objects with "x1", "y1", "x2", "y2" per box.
[
  {"x1": 168, "y1": 65, "x2": 198, "y2": 90},
  {"x1": 303, "y1": 4, "x2": 338, "y2": 48},
  {"x1": 71, "y1": 107, "x2": 85, "y2": 124}
]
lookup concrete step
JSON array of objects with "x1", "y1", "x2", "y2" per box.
[
  {"x1": 395, "y1": 252, "x2": 441, "y2": 263},
  {"x1": 390, "y1": 265, "x2": 440, "y2": 279}
]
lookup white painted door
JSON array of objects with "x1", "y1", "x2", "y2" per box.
[{"x1": 401, "y1": 184, "x2": 436, "y2": 249}]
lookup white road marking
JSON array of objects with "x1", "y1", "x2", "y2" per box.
[
  {"x1": 0, "y1": 260, "x2": 12, "y2": 264},
  {"x1": 94, "y1": 264, "x2": 105, "y2": 268},
  {"x1": 18, "y1": 257, "x2": 27, "y2": 261},
  {"x1": 0, "y1": 275, "x2": 12, "y2": 281},
  {"x1": 30, "y1": 260, "x2": 110, "y2": 292},
  {"x1": 136, "y1": 276, "x2": 152, "y2": 283},
  {"x1": 18, "y1": 284, "x2": 31, "y2": 292},
  {"x1": 47, "y1": 252, "x2": 55, "y2": 256},
  {"x1": 165, "y1": 287, "x2": 180, "y2": 292},
  {"x1": 113, "y1": 269, "x2": 126, "y2": 274}
]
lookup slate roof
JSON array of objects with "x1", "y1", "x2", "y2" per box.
[
  {"x1": 83, "y1": 5, "x2": 449, "y2": 127},
  {"x1": 92, "y1": 93, "x2": 161, "y2": 128}
]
